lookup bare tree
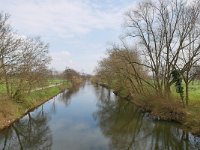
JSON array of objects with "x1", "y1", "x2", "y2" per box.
[
  {"x1": 124, "y1": 0, "x2": 200, "y2": 103},
  {"x1": 15, "y1": 37, "x2": 51, "y2": 96},
  {"x1": 0, "y1": 13, "x2": 22, "y2": 97},
  {"x1": 179, "y1": 30, "x2": 200, "y2": 104},
  {"x1": 0, "y1": 12, "x2": 51, "y2": 100}
]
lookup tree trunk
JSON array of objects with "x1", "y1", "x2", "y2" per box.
[
  {"x1": 4, "y1": 71, "x2": 10, "y2": 97},
  {"x1": 1, "y1": 58, "x2": 10, "y2": 97},
  {"x1": 185, "y1": 82, "x2": 189, "y2": 105},
  {"x1": 165, "y1": 84, "x2": 171, "y2": 100}
]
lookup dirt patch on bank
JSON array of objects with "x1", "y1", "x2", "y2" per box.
[{"x1": 0, "y1": 97, "x2": 18, "y2": 129}]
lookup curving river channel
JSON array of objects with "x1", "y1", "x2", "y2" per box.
[{"x1": 0, "y1": 81, "x2": 199, "y2": 150}]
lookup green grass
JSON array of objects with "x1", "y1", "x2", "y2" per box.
[
  {"x1": 29, "y1": 82, "x2": 70, "y2": 100},
  {"x1": 187, "y1": 82, "x2": 200, "y2": 101},
  {"x1": 169, "y1": 81, "x2": 200, "y2": 102},
  {"x1": 23, "y1": 81, "x2": 71, "y2": 108},
  {"x1": 28, "y1": 86, "x2": 60, "y2": 99},
  {"x1": 0, "y1": 78, "x2": 68, "y2": 94},
  {"x1": 48, "y1": 78, "x2": 67, "y2": 85},
  {"x1": 0, "y1": 83, "x2": 6, "y2": 94}
]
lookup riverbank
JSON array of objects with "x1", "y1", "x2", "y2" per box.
[
  {"x1": 1, "y1": 81, "x2": 199, "y2": 149},
  {"x1": 0, "y1": 82, "x2": 71, "y2": 130},
  {"x1": 95, "y1": 82, "x2": 200, "y2": 137}
]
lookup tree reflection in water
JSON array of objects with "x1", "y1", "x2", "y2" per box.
[
  {"x1": 93, "y1": 85, "x2": 199, "y2": 150},
  {"x1": 0, "y1": 106, "x2": 52, "y2": 150},
  {"x1": 59, "y1": 82, "x2": 85, "y2": 107},
  {"x1": 0, "y1": 82, "x2": 85, "y2": 150},
  {"x1": 0, "y1": 83, "x2": 199, "y2": 150}
]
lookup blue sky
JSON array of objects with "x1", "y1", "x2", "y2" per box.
[{"x1": 0, "y1": 0, "x2": 137, "y2": 74}]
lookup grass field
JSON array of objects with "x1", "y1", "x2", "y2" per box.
[
  {"x1": 165, "y1": 80, "x2": 200, "y2": 102},
  {"x1": 0, "y1": 83, "x2": 6, "y2": 94},
  {"x1": 48, "y1": 78, "x2": 67, "y2": 85},
  {"x1": 0, "y1": 79, "x2": 68, "y2": 94},
  {"x1": 187, "y1": 82, "x2": 200, "y2": 101}
]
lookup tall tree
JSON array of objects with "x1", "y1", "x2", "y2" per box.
[
  {"x1": 0, "y1": 13, "x2": 22, "y2": 96},
  {"x1": 124, "y1": 0, "x2": 200, "y2": 103},
  {"x1": 0, "y1": 12, "x2": 51, "y2": 100}
]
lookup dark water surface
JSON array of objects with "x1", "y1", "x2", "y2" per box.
[{"x1": 0, "y1": 81, "x2": 199, "y2": 150}]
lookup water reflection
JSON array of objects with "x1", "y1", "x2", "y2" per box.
[
  {"x1": 94, "y1": 86, "x2": 200, "y2": 150},
  {"x1": 60, "y1": 83, "x2": 84, "y2": 106},
  {"x1": 0, "y1": 84, "x2": 83, "y2": 150},
  {"x1": 0, "y1": 82, "x2": 199, "y2": 150},
  {"x1": 0, "y1": 107, "x2": 52, "y2": 150}
]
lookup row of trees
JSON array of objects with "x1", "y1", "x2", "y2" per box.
[
  {"x1": 95, "y1": 0, "x2": 200, "y2": 105},
  {"x1": 0, "y1": 13, "x2": 51, "y2": 100}
]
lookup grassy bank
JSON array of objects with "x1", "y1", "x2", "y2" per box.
[
  {"x1": 0, "y1": 81, "x2": 71, "y2": 130},
  {"x1": 94, "y1": 81, "x2": 200, "y2": 136}
]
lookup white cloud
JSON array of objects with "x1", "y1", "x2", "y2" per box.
[
  {"x1": 0, "y1": 0, "x2": 127, "y2": 38},
  {"x1": 0, "y1": 0, "x2": 137, "y2": 74}
]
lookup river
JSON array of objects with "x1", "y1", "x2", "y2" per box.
[{"x1": 0, "y1": 81, "x2": 199, "y2": 150}]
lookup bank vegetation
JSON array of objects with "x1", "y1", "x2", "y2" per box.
[{"x1": 93, "y1": 0, "x2": 200, "y2": 136}]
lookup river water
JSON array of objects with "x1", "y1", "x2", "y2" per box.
[{"x1": 0, "y1": 81, "x2": 199, "y2": 150}]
